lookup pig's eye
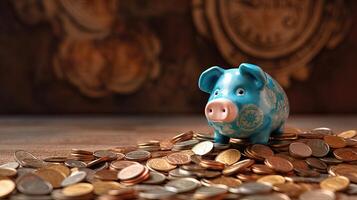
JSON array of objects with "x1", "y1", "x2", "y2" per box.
[
  {"x1": 213, "y1": 90, "x2": 219, "y2": 96},
  {"x1": 236, "y1": 88, "x2": 245, "y2": 96}
]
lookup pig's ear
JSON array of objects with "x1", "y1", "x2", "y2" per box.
[
  {"x1": 198, "y1": 66, "x2": 224, "y2": 93},
  {"x1": 239, "y1": 63, "x2": 267, "y2": 90}
]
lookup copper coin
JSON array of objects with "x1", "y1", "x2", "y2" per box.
[
  {"x1": 34, "y1": 168, "x2": 66, "y2": 188},
  {"x1": 306, "y1": 139, "x2": 330, "y2": 157},
  {"x1": 0, "y1": 167, "x2": 17, "y2": 178},
  {"x1": 292, "y1": 159, "x2": 309, "y2": 172},
  {"x1": 94, "y1": 169, "x2": 118, "y2": 181},
  {"x1": 251, "y1": 164, "x2": 275, "y2": 175},
  {"x1": 199, "y1": 160, "x2": 225, "y2": 170},
  {"x1": 215, "y1": 149, "x2": 241, "y2": 165},
  {"x1": 147, "y1": 158, "x2": 176, "y2": 172},
  {"x1": 265, "y1": 156, "x2": 293, "y2": 173},
  {"x1": 338, "y1": 130, "x2": 357, "y2": 139},
  {"x1": 289, "y1": 142, "x2": 312, "y2": 158},
  {"x1": 207, "y1": 176, "x2": 242, "y2": 187},
  {"x1": 125, "y1": 150, "x2": 151, "y2": 161},
  {"x1": 71, "y1": 149, "x2": 93, "y2": 155},
  {"x1": 257, "y1": 175, "x2": 285, "y2": 186},
  {"x1": 171, "y1": 131, "x2": 194, "y2": 143},
  {"x1": 320, "y1": 175, "x2": 350, "y2": 192},
  {"x1": 166, "y1": 152, "x2": 191, "y2": 165},
  {"x1": 223, "y1": 159, "x2": 255, "y2": 176},
  {"x1": 118, "y1": 164, "x2": 145, "y2": 181},
  {"x1": 110, "y1": 160, "x2": 138, "y2": 171},
  {"x1": 299, "y1": 189, "x2": 335, "y2": 200},
  {"x1": 121, "y1": 167, "x2": 150, "y2": 185},
  {"x1": 333, "y1": 148, "x2": 357, "y2": 161},
  {"x1": 273, "y1": 183, "x2": 303, "y2": 197},
  {"x1": 305, "y1": 157, "x2": 327, "y2": 170},
  {"x1": 0, "y1": 179, "x2": 15, "y2": 198},
  {"x1": 250, "y1": 144, "x2": 274, "y2": 160},
  {"x1": 324, "y1": 135, "x2": 347, "y2": 148},
  {"x1": 46, "y1": 164, "x2": 71, "y2": 177},
  {"x1": 43, "y1": 156, "x2": 68, "y2": 163}
]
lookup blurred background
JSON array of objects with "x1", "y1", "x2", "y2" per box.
[{"x1": 0, "y1": 0, "x2": 355, "y2": 115}]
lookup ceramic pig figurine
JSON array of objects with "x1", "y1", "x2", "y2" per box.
[{"x1": 199, "y1": 63, "x2": 289, "y2": 144}]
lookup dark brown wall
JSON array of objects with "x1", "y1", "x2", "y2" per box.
[{"x1": 0, "y1": 0, "x2": 356, "y2": 114}]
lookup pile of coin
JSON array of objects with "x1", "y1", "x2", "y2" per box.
[{"x1": 0, "y1": 128, "x2": 357, "y2": 200}]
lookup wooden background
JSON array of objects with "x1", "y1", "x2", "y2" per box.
[{"x1": 0, "y1": 0, "x2": 356, "y2": 114}]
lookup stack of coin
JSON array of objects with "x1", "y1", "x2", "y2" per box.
[
  {"x1": 137, "y1": 140, "x2": 161, "y2": 152},
  {"x1": 0, "y1": 127, "x2": 357, "y2": 200},
  {"x1": 69, "y1": 149, "x2": 95, "y2": 161}
]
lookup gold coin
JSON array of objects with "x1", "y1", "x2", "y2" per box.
[
  {"x1": 208, "y1": 176, "x2": 242, "y2": 187},
  {"x1": 62, "y1": 183, "x2": 94, "y2": 197},
  {"x1": 92, "y1": 181, "x2": 123, "y2": 195},
  {"x1": 0, "y1": 167, "x2": 17, "y2": 178},
  {"x1": 0, "y1": 179, "x2": 15, "y2": 198},
  {"x1": 257, "y1": 175, "x2": 285, "y2": 186},
  {"x1": 34, "y1": 168, "x2": 66, "y2": 188},
  {"x1": 338, "y1": 130, "x2": 357, "y2": 139},
  {"x1": 215, "y1": 149, "x2": 241, "y2": 165},
  {"x1": 46, "y1": 164, "x2": 70, "y2": 177},
  {"x1": 320, "y1": 175, "x2": 350, "y2": 192},
  {"x1": 146, "y1": 158, "x2": 176, "y2": 172}
]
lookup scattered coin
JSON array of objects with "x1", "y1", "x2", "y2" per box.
[
  {"x1": 62, "y1": 183, "x2": 94, "y2": 197},
  {"x1": 192, "y1": 141, "x2": 214, "y2": 156},
  {"x1": 34, "y1": 168, "x2": 66, "y2": 188},
  {"x1": 289, "y1": 142, "x2": 312, "y2": 158},
  {"x1": 299, "y1": 189, "x2": 335, "y2": 200},
  {"x1": 16, "y1": 173, "x2": 53, "y2": 195},
  {"x1": 125, "y1": 150, "x2": 151, "y2": 161},
  {"x1": 265, "y1": 156, "x2": 293, "y2": 173},
  {"x1": 0, "y1": 167, "x2": 17, "y2": 178},
  {"x1": 61, "y1": 171, "x2": 87, "y2": 187},
  {"x1": 166, "y1": 152, "x2": 191, "y2": 165},
  {"x1": 146, "y1": 158, "x2": 176, "y2": 172},
  {"x1": 215, "y1": 149, "x2": 241, "y2": 165},
  {"x1": 118, "y1": 164, "x2": 145, "y2": 181},
  {"x1": 0, "y1": 179, "x2": 15, "y2": 198},
  {"x1": 3, "y1": 127, "x2": 357, "y2": 199},
  {"x1": 257, "y1": 175, "x2": 286, "y2": 186},
  {"x1": 320, "y1": 175, "x2": 350, "y2": 192},
  {"x1": 165, "y1": 177, "x2": 200, "y2": 193},
  {"x1": 0, "y1": 162, "x2": 19, "y2": 169}
]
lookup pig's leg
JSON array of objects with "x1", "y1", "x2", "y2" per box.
[
  {"x1": 272, "y1": 123, "x2": 284, "y2": 136},
  {"x1": 250, "y1": 129, "x2": 270, "y2": 144},
  {"x1": 214, "y1": 131, "x2": 230, "y2": 144}
]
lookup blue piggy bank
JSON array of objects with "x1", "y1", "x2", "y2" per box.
[{"x1": 199, "y1": 63, "x2": 289, "y2": 144}]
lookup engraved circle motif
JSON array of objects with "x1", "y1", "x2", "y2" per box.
[
  {"x1": 238, "y1": 104, "x2": 263, "y2": 131},
  {"x1": 218, "y1": 0, "x2": 323, "y2": 59}
]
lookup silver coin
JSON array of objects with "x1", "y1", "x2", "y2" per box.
[
  {"x1": 139, "y1": 188, "x2": 175, "y2": 199},
  {"x1": 134, "y1": 185, "x2": 165, "y2": 191},
  {"x1": 64, "y1": 159, "x2": 86, "y2": 168},
  {"x1": 347, "y1": 184, "x2": 357, "y2": 195},
  {"x1": 165, "y1": 177, "x2": 200, "y2": 193},
  {"x1": 16, "y1": 173, "x2": 53, "y2": 195},
  {"x1": 142, "y1": 171, "x2": 166, "y2": 184},
  {"x1": 174, "y1": 139, "x2": 200, "y2": 148},
  {"x1": 299, "y1": 189, "x2": 335, "y2": 200},
  {"x1": 213, "y1": 143, "x2": 230, "y2": 150},
  {"x1": 93, "y1": 150, "x2": 117, "y2": 160},
  {"x1": 0, "y1": 162, "x2": 19, "y2": 169},
  {"x1": 192, "y1": 141, "x2": 214, "y2": 156},
  {"x1": 78, "y1": 168, "x2": 96, "y2": 183},
  {"x1": 14, "y1": 150, "x2": 44, "y2": 168},
  {"x1": 285, "y1": 176, "x2": 326, "y2": 183},
  {"x1": 312, "y1": 127, "x2": 333, "y2": 135},
  {"x1": 17, "y1": 168, "x2": 36, "y2": 177},
  {"x1": 60, "y1": 171, "x2": 87, "y2": 187},
  {"x1": 229, "y1": 182, "x2": 272, "y2": 195},
  {"x1": 169, "y1": 168, "x2": 192, "y2": 178},
  {"x1": 125, "y1": 150, "x2": 151, "y2": 161}
]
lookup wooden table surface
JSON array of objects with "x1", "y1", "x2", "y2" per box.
[{"x1": 0, "y1": 115, "x2": 356, "y2": 164}]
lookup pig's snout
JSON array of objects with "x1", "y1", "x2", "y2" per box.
[{"x1": 205, "y1": 99, "x2": 238, "y2": 123}]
